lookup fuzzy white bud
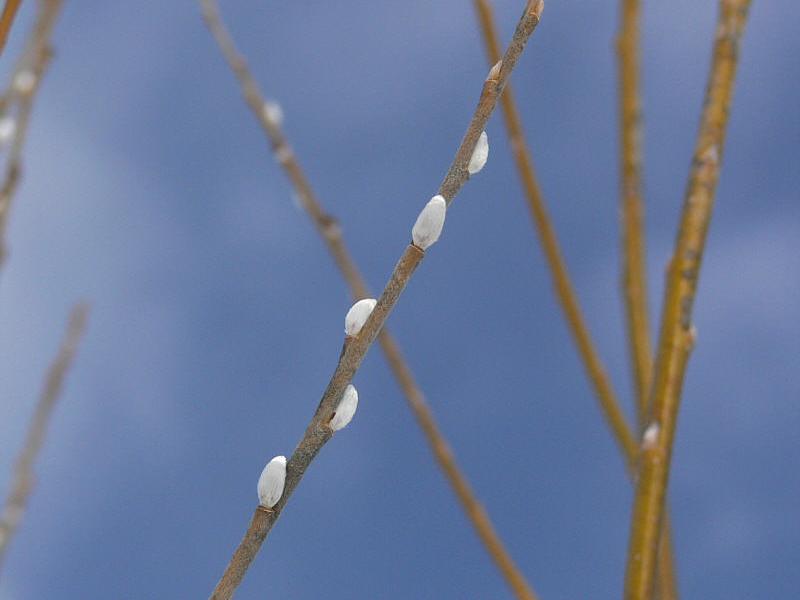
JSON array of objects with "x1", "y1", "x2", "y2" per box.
[
  {"x1": 0, "y1": 117, "x2": 16, "y2": 144},
  {"x1": 12, "y1": 70, "x2": 37, "y2": 96},
  {"x1": 257, "y1": 455, "x2": 287, "y2": 508},
  {"x1": 468, "y1": 131, "x2": 489, "y2": 175},
  {"x1": 411, "y1": 195, "x2": 446, "y2": 250},
  {"x1": 262, "y1": 100, "x2": 284, "y2": 127},
  {"x1": 344, "y1": 298, "x2": 377, "y2": 337},
  {"x1": 330, "y1": 384, "x2": 358, "y2": 431},
  {"x1": 642, "y1": 423, "x2": 660, "y2": 450}
]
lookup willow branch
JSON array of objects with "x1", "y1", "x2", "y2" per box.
[
  {"x1": 0, "y1": 303, "x2": 89, "y2": 571},
  {"x1": 472, "y1": 0, "x2": 637, "y2": 467},
  {"x1": 208, "y1": 2, "x2": 545, "y2": 598},
  {"x1": 0, "y1": 0, "x2": 23, "y2": 57},
  {"x1": 624, "y1": 2, "x2": 752, "y2": 598},
  {"x1": 616, "y1": 0, "x2": 652, "y2": 426},
  {"x1": 200, "y1": 2, "x2": 537, "y2": 598},
  {"x1": 0, "y1": 0, "x2": 63, "y2": 268}
]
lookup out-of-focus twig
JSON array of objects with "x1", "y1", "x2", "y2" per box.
[
  {"x1": 0, "y1": 0, "x2": 23, "y2": 57},
  {"x1": 616, "y1": 0, "x2": 653, "y2": 426},
  {"x1": 207, "y1": 2, "x2": 545, "y2": 598},
  {"x1": 0, "y1": 303, "x2": 89, "y2": 571},
  {"x1": 624, "y1": 2, "x2": 752, "y2": 599},
  {"x1": 472, "y1": 0, "x2": 637, "y2": 468},
  {"x1": 199, "y1": 1, "x2": 537, "y2": 598},
  {"x1": 0, "y1": 0, "x2": 63, "y2": 269}
]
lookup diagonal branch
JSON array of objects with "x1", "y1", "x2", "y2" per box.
[
  {"x1": 199, "y1": 1, "x2": 537, "y2": 598},
  {"x1": 472, "y1": 2, "x2": 679, "y2": 596},
  {"x1": 207, "y1": 2, "x2": 545, "y2": 598},
  {"x1": 0, "y1": 303, "x2": 89, "y2": 572},
  {"x1": 472, "y1": 0, "x2": 637, "y2": 469},
  {"x1": 0, "y1": 0, "x2": 23, "y2": 58},
  {"x1": 616, "y1": 0, "x2": 653, "y2": 427},
  {"x1": 624, "y1": 2, "x2": 752, "y2": 599},
  {"x1": 0, "y1": 0, "x2": 64, "y2": 269}
]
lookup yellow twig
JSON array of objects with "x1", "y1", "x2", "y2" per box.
[
  {"x1": 616, "y1": 0, "x2": 653, "y2": 426},
  {"x1": 199, "y1": 1, "x2": 537, "y2": 597},
  {"x1": 624, "y1": 2, "x2": 752, "y2": 598}
]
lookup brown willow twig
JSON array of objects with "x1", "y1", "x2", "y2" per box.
[
  {"x1": 0, "y1": 0, "x2": 23, "y2": 57},
  {"x1": 208, "y1": 2, "x2": 545, "y2": 598},
  {"x1": 0, "y1": 303, "x2": 89, "y2": 571},
  {"x1": 471, "y1": 2, "x2": 679, "y2": 596},
  {"x1": 470, "y1": 0, "x2": 662, "y2": 497},
  {"x1": 199, "y1": 2, "x2": 536, "y2": 599},
  {"x1": 624, "y1": 2, "x2": 752, "y2": 599},
  {"x1": 616, "y1": 0, "x2": 653, "y2": 427},
  {"x1": 472, "y1": 0, "x2": 637, "y2": 468},
  {"x1": 0, "y1": 0, "x2": 63, "y2": 268}
]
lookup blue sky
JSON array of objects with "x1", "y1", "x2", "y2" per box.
[{"x1": 0, "y1": 1, "x2": 798, "y2": 598}]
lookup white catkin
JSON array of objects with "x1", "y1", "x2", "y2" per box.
[
  {"x1": 330, "y1": 384, "x2": 358, "y2": 431},
  {"x1": 257, "y1": 455, "x2": 287, "y2": 508},
  {"x1": 467, "y1": 131, "x2": 489, "y2": 175},
  {"x1": 0, "y1": 117, "x2": 16, "y2": 144},
  {"x1": 12, "y1": 71, "x2": 37, "y2": 96},
  {"x1": 344, "y1": 298, "x2": 377, "y2": 337},
  {"x1": 642, "y1": 423, "x2": 660, "y2": 450},
  {"x1": 262, "y1": 100, "x2": 284, "y2": 127},
  {"x1": 411, "y1": 195, "x2": 446, "y2": 250}
]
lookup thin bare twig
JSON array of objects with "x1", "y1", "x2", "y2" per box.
[
  {"x1": 624, "y1": 2, "x2": 752, "y2": 599},
  {"x1": 472, "y1": 2, "x2": 679, "y2": 596},
  {"x1": 0, "y1": 0, "x2": 23, "y2": 57},
  {"x1": 208, "y1": 2, "x2": 545, "y2": 597},
  {"x1": 0, "y1": 303, "x2": 89, "y2": 571},
  {"x1": 0, "y1": 0, "x2": 63, "y2": 268},
  {"x1": 616, "y1": 0, "x2": 653, "y2": 427},
  {"x1": 472, "y1": 0, "x2": 638, "y2": 467},
  {"x1": 199, "y1": 1, "x2": 537, "y2": 598}
]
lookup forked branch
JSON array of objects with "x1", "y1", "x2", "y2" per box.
[{"x1": 624, "y1": 2, "x2": 752, "y2": 598}]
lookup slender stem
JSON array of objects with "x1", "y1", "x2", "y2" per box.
[
  {"x1": 199, "y1": 2, "x2": 537, "y2": 598},
  {"x1": 472, "y1": 0, "x2": 637, "y2": 468},
  {"x1": 0, "y1": 0, "x2": 63, "y2": 269},
  {"x1": 208, "y1": 2, "x2": 545, "y2": 598},
  {"x1": 616, "y1": 0, "x2": 652, "y2": 427},
  {"x1": 0, "y1": 0, "x2": 23, "y2": 57},
  {"x1": 0, "y1": 303, "x2": 89, "y2": 571},
  {"x1": 472, "y1": 2, "x2": 681, "y2": 595},
  {"x1": 624, "y1": 2, "x2": 752, "y2": 598}
]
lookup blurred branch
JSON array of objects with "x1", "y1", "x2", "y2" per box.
[
  {"x1": 472, "y1": 2, "x2": 680, "y2": 595},
  {"x1": 472, "y1": 0, "x2": 637, "y2": 468},
  {"x1": 199, "y1": 1, "x2": 537, "y2": 598},
  {"x1": 0, "y1": 0, "x2": 63, "y2": 269},
  {"x1": 205, "y1": 2, "x2": 545, "y2": 598},
  {"x1": 624, "y1": 2, "x2": 752, "y2": 599},
  {"x1": 0, "y1": 0, "x2": 23, "y2": 57},
  {"x1": 616, "y1": 0, "x2": 653, "y2": 426},
  {"x1": 0, "y1": 303, "x2": 89, "y2": 571}
]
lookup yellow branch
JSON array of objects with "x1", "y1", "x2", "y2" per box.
[
  {"x1": 617, "y1": 0, "x2": 653, "y2": 426},
  {"x1": 624, "y1": 2, "x2": 752, "y2": 598}
]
